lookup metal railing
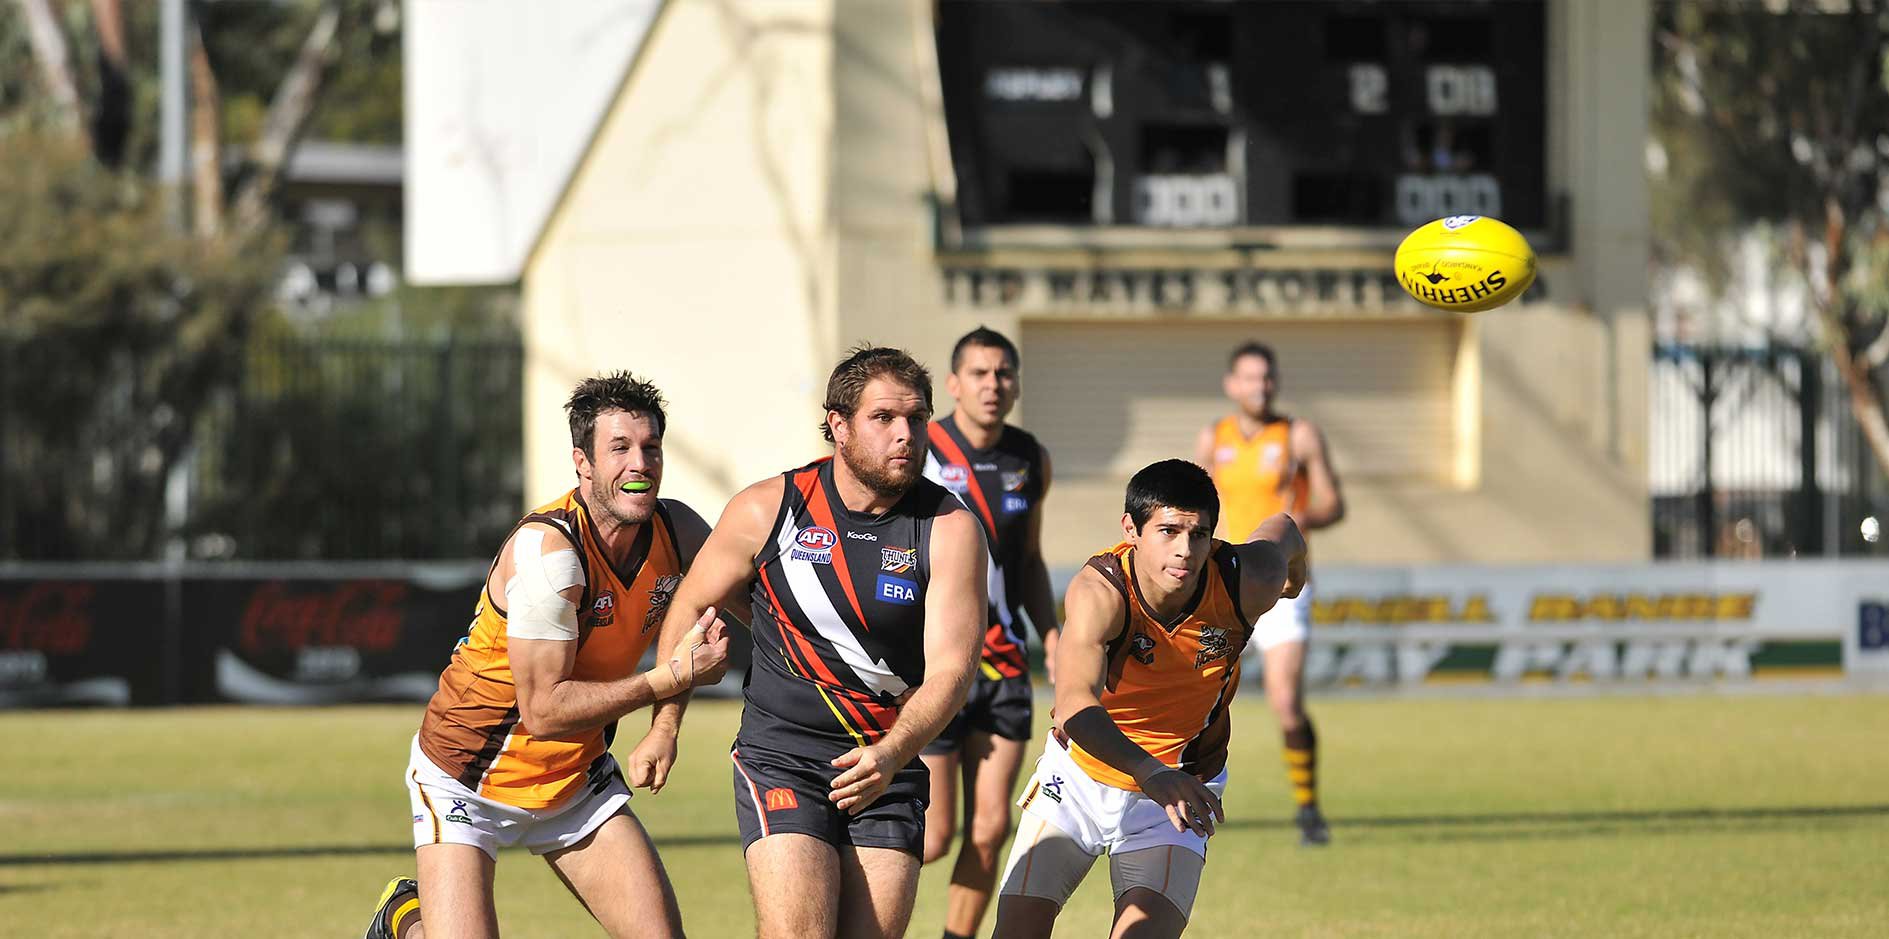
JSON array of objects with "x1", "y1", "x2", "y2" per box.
[
  {"x1": 1650, "y1": 343, "x2": 1889, "y2": 558},
  {"x1": 1, "y1": 334, "x2": 525, "y2": 561}
]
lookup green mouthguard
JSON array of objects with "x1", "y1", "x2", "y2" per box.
[{"x1": 621, "y1": 480, "x2": 652, "y2": 493}]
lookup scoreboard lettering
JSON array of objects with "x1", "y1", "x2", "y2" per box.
[{"x1": 936, "y1": 0, "x2": 1547, "y2": 232}]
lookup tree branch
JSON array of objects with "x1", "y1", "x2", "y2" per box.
[
  {"x1": 188, "y1": 20, "x2": 224, "y2": 241},
  {"x1": 1818, "y1": 200, "x2": 1889, "y2": 482},
  {"x1": 16, "y1": 0, "x2": 86, "y2": 138},
  {"x1": 227, "y1": 1, "x2": 344, "y2": 242}
]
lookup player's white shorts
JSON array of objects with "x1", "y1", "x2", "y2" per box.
[
  {"x1": 1250, "y1": 579, "x2": 1312, "y2": 651},
  {"x1": 997, "y1": 732, "x2": 1227, "y2": 917},
  {"x1": 404, "y1": 735, "x2": 631, "y2": 859}
]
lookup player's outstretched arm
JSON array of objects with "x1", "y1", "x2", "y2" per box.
[
  {"x1": 1055, "y1": 569, "x2": 1223, "y2": 836},
  {"x1": 507, "y1": 523, "x2": 729, "y2": 740},
  {"x1": 1289, "y1": 419, "x2": 1345, "y2": 530},
  {"x1": 627, "y1": 498, "x2": 739, "y2": 792},
  {"x1": 829, "y1": 505, "x2": 986, "y2": 814},
  {"x1": 1235, "y1": 512, "x2": 1309, "y2": 621},
  {"x1": 638, "y1": 478, "x2": 779, "y2": 725}
]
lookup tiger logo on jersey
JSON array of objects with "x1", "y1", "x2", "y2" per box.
[
  {"x1": 643, "y1": 574, "x2": 681, "y2": 633},
  {"x1": 1195, "y1": 625, "x2": 1233, "y2": 668}
]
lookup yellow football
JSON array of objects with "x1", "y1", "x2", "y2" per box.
[{"x1": 1394, "y1": 215, "x2": 1537, "y2": 313}]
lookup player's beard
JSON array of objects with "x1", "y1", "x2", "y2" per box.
[
  {"x1": 840, "y1": 435, "x2": 918, "y2": 500},
  {"x1": 589, "y1": 474, "x2": 655, "y2": 528}
]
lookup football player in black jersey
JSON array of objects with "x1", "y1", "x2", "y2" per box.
[
  {"x1": 918, "y1": 327, "x2": 1060, "y2": 939},
  {"x1": 645, "y1": 346, "x2": 986, "y2": 939}
]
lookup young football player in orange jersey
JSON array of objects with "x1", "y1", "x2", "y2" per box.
[
  {"x1": 361, "y1": 373, "x2": 734, "y2": 939},
  {"x1": 1193, "y1": 341, "x2": 1345, "y2": 846},
  {"x1": 990, "y1": 459, "x2": 1307, "y2": 939}
]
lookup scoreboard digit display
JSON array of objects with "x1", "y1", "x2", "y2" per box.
[{"x1": 936, "y1": 0, "x2": 1547, "y2": 232}]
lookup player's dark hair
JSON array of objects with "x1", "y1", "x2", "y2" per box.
[
  {"x1": 950, "y1": 325, "x2": 1020, "y2": 372},
  {"x1": 821, "y1": 344, "x2": 933, "y2": 443},
  {"x1": 566, "y1": 371, "x2": 667, "y2": 458},
  {"x1": 1124, "y1": 459, "x2": 1220, "y2": 533},
  {"x1": 1228, "y1": 341, "x2": 1276, "y2": 373}
]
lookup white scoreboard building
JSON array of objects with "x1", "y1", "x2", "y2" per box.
[{"x1": 407, "y1": 0, "x2": 1652, "y2": 569}]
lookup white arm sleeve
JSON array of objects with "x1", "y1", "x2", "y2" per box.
[{"x1": 504, "y1": 527, "x2": 586, "y2": 641}]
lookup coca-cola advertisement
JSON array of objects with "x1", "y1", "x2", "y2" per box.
[
  {"x1": 190, "y1": 570, "x2": 484, "y2": 705},
  {"x1": 0, "y1": 564, "x2": 753, "y2": 708},
  {"x1": 0, "y1": 578, "x2": 170, "y2": 706}
]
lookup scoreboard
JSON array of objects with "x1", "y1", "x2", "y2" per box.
[{"x1": 936, "y1": 0, "x2": 1547, "y2": 232}]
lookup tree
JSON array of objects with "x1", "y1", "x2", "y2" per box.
[
  {"x1": 0, "y1": 0, "x2": 381, "y2": 559},
  {"x1": 1651, "y1": 0, "x2": 1889, "y2": 482}
]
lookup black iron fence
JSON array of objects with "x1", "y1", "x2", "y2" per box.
[
  {"x1": 1, "y1": 335, "x2": 525, "y2": 561},
  {"x1": 1651, "y1": 343, "x2": 1889, "y2": 558}
]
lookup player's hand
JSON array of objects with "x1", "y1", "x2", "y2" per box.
[
  {"x1": 625, "y1": 726, "x2": 678, "y2": 794},
  {"x1": 1139, "y1": 767, "x2": 1224, "y2": 837},
  {"x1": 828, "y1": 743, "x2": 900, "y2": 815},
  {"x1": 681, "y1": 608, "x2": 732, "y2": 689}
]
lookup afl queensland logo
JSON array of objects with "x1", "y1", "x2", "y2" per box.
[
  {"x1": 791, "y1": 526, "x2": 838, "y2": 564},
  {"x1": 937, "y1": 464, "x2": 971, "y2": 493}
]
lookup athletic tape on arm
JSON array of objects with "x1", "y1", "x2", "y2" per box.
[{"x1": 504, "y1": 527, "x2": 585, "y2": 641}]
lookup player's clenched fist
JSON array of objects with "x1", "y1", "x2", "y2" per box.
[
  {"x1": 624, "y1": 729, "x2": 678, "y2": 793},
  {"x1": 684, "y1": 609, "x2": 732, "y2": 688},
  {"x1": 1139, "y1": 767, "x2": 1224, "y2": 837},
  {"x1": 828, "y1": 743, "x2": 899, "y2": 815}
]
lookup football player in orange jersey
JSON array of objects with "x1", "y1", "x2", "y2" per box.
[
  {"x1": 1193, "y1": 341, "x2": 1345, "y2": 846},
  {"x1": 991, "y1": 459, "x2": 1307, "y2": 939},
  {"x1": 361, "y1": 373, "x2": 734, "y2": 939}
]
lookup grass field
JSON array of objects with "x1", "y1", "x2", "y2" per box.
[{"x1": 3, "y1": 693, "x2": 1886, "y2": 937}]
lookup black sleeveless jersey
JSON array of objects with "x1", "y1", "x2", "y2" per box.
[
  {"x1": 739, "y1": 458, "x2": 955, "y2": 755},
  {"x1": 923, "y1": 416, "x2": 1047, "y2": 678}
]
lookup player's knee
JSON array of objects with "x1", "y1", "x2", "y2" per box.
[
  {"x1": 1266, "y1": 686, "x2": 1305, "y2": 722},
  {"x1": 1115, "y1": 886, "x2": 1189, "y2": 930},
  {"x1": 1273, "y1": 701, "x2": 1307, "y2": 730},
  {"x1": 923, "y1": 820, "x2": 956, "y2": 865},
  {"x1": 992, "y1": 895, "x2": 1060, "y2": 939},
  {"x1": 969, "y1": 806, "x2": 1012, "y2": 858}
]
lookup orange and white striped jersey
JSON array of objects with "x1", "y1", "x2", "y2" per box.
[
  {"x1": 1068, "y1": 540, "x2": 1253, "y2": 791},
  {"x1": 417, "y1": 490, "x2": 681, "y2": 810},
  {"x1": 1206, "y1": 415, "x2": 1307, "y2": 543}
]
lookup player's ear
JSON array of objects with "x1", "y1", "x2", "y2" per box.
[
  {"x1": 572, "y1": 446, "x2": 591, "y2": 481},
  {"x1": 826, "y1": 410, "x2": 848, "y2": 445},
  {"x1": 945, "y1": 370, "x2": 962, "y2": 399},
  {"x1": 1120, "y1": 512, "x2": 1137, "y2": 543}
]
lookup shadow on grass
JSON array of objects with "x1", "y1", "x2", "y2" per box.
[
  {"x1": 4, "y1": 804, "x2": 1885, "y2": 866},
  {"x1": 1223, "y1": 803, "x2": 1889, "y2": 844},
  {"x1": 0, "y1": 832, "x2": 747, "y2": 867}
]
